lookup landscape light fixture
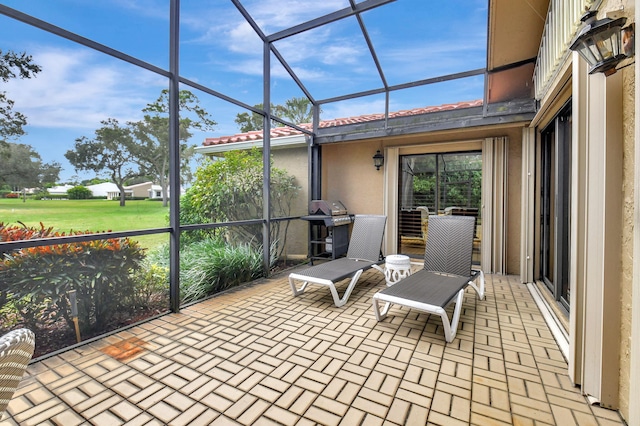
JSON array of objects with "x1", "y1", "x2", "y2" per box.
[
  {"x1": 569, "y1": 10, "x2": 635, "y2": 76},
  {"x1": 373, "y1": 150, "x2": 384, "y2": 170}
]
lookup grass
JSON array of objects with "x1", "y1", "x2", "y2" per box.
[{"x1": 0, "y1": 198, "x2": 169, "y2": 249}]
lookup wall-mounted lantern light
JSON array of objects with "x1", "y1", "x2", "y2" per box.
[
  {"x1": 569, "y1": 10, "x2": 635, "y2": 76},
  {"x1": 373, "y1": 150, "x2": 384, "y2": 170}
]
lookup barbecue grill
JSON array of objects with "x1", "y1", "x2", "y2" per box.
[{"x1": 301, "y1": 200, "x2": 353, "y2": 263}]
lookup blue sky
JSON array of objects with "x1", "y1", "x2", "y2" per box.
[{"x1": 1, "y1": 0, "x2": 487, "y2": 182}]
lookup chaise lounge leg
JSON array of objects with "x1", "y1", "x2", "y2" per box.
[
  {"x1": 289, "y1": 277, "x2": 310, "y2": 297},
  {"x1": 441, "y1": 289, "x2": 465, "y2": 343},
  {"x1": 372, "y1": 297, "x2": 392, "y2": 321},
  {"x1": 468, "y1": 270, "x2": 485, "y2": 300}
]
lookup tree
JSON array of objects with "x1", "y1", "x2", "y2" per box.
[
  {"x1": 185, "y1": 148, "x2": 300, "y2": 260},
  {"x1": 0, "y1": 50, "x2": 41, "y2": 146},
  {"x1": 234, "y1": 97, "x2": 313, "y2": 132},
  {"x1": 234, "y1": 103, "x2": 267, "y2": 133},
  {"x1": 129, "y1": 89, "x2": 216, "y2": 207},
  {"x1": 65, "y1": 118, "x2": 141, "y2": 206},
  {"x1": 0, "y1": 142, "x2": 61, "y2": 191},
  {"x1": 274, "y1": 97, "x2": 314, "y2": 125}
]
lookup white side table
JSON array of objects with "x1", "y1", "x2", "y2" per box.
[{"x1": 384, "y1": 254, "x2": 412, "y2": 286}]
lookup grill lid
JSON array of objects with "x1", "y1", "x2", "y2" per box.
[{"x1": 309, "y1": 200, "x2": 347, "y2": 216}]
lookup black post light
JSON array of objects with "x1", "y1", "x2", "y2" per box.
[
  {"x1": 373, "y1": 150, "x2": 384, "y2": 170},
  {"x1": 569, "y1": 10, "x2": 635, "y2": 76}
]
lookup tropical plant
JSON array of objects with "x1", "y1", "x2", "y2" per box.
[
  {"x1": 179, "y1": 237, "x2": 267, "y2": 303},
  {"x1": 0, "y1": 223, "x2": 146, "y2": 333},
  {"x1": 184, "y1": 148, "x2": 299, "y2": 259}
]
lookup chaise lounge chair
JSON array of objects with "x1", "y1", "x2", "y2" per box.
[
  {"x1": 372, "y1": 215, "x2": 484, "y2": 342},
  {"x1": 289, "y1": 215, "x2": 387, "y2": 307},
  {"x1": 0, "y1": 328, "x2": 35, "y2": 415}
]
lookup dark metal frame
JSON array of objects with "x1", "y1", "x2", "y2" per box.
[{"x1": 0, "y1": 0, "x2": 536, "y2": 315}]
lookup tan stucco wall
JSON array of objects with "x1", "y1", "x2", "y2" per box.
[
  {"x1": 619, "y1": 61, "x2": 635, "y2": 422},
  {"x1": 604, "y1": 0, "x2": 636, "y2": 419},
  {"x1": 320, "y1": 124, "x2": 525, "y2": 274},
  {"x1": 272, "y1": 146, "x2": 309, "y2": 259},
  {"x1": 321, "y1": 143, "x2": 385, "y2": 215}
]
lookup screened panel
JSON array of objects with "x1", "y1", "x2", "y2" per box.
[
  {"x1": 361, "y1": 0, "x2": 488, "y2": 86},
  {"x1": 319, "y1": 93, "x2": 387, "y2": 125},
  {"x1": 179, "y1": 1, "x2": 264, "y2": 106},
  {"x1": 0, "y1": 235, "x2": 170, "y2": 358},
  {"x1": 179, "y1": 226, "x2": 267, "y2": 306},
  {"x1": 389, "y1": 75, "x2": 485, "y2": 112},
  {"x1": 1, "y1": 0, "x2": 169, "y2": 68},
  {"x1": 240, "y1": 0, "x2": 351, "y2": 35},
  {"x1": 272, "y1": 16, "x2": 382, "y2": 101}
]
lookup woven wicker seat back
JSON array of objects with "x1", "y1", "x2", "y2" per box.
[{"x1": 0, "y1": 328, "x2": 35, "y2": 414}]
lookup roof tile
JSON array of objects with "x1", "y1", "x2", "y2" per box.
[{"x1": 202, "y1": 100, "x2": 482, "y2": 146}]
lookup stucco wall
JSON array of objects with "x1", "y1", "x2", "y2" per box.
[
  {"x1": 320, "y1": 125, "x2": 525, "y2": 274},
  {"x1": 606, "y1": 0, "x2": 636, "y2": 419},
  {"x1": 321, "y1": 143, "x2": 385, "y2": 215},
  {"x1": 272, "y1": 146, "x2": 309, "y2": 259},
  {"x1": 619, "y1": 58, "x2": 635, "y2": 422}
]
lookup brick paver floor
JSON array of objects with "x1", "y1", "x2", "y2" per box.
[{"x1": 0, "y1": 268, "x2": 627, "y2": 425}]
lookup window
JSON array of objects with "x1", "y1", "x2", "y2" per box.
[{"x1": 398, "y1": 151, "x2": 482, "y2": 261}]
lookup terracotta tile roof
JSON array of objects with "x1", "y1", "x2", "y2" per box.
[{"x1": 203, "y1": 99, "x2": 482, "y2": 146}]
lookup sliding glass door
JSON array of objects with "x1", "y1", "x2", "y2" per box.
[
  {"x1": 398, "y1": 151, "x2": 482, "y2": 261},
  {"x1": 539, "y1": 103, "x2": 571, "y2": 310}
]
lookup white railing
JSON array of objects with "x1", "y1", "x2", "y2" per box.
[{"x1": 534, "y1": 0, "x2": 598, "y2": 100}]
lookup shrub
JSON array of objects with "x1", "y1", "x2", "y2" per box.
[
  {"x1": 130, "y1": 252, "x2": 169, "y2": 311},
  {"x1": 0, "y1": 222, "x2": 145, "y2": 333},
  {"x1": 184, "y1": 148, "x2": 299, "y2": 258},
  {"x1": 67, "y1": 185, "x2": 93, "y2": 199},
  {"x1": 179, "y1": 237, "x2": 269, "y2": 304}
]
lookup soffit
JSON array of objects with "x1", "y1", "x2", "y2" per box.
[{"x1": 488, "y1": 0, "x2": 549, "y2": 69}]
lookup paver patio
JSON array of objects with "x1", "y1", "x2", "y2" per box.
[{"x1": 0, "y1": 268, "x2": 626, "y2": 425}]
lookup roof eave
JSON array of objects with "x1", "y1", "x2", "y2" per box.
[
  {"x1": 314, "y1": 99, "x2": 536, "y2": 144},
  {"x1": 195, "y1": 133, "x2": 309, "y2": 156}
]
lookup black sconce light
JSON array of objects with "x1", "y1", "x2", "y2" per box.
[
  {"x1": 569, "y1": 10, "x2": 635, "y2": 76},
  {"x1": 373, "y1": 150, "x2": 384, "y2": 170}
]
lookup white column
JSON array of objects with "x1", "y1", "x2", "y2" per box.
[
  {"x1": 383, "y1": 147, "x2": 399, "y2": 256},
  {"x1": 569, "y1": 52, "x2": 588, "y2": 386},
  {"x1": 482, "y1": 137, "x2": 508, "y2": 274},
  {"x1": 581, "y1": 68, "x2": 623, "y2": 408},
  {"x1": 520, "y1": 128, "x2": 536, "y2": 283}
]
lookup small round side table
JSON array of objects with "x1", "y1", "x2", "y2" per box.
[{"x1": 384, "y1": 254, "x2": 412, "y2": 286}]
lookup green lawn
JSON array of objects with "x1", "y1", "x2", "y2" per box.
[{"x1": 0, "y1": 198, "x2": 169, "y2": 249}]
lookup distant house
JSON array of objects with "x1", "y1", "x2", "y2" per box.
[
  {"x1": 147, "y1": 184, "x2": 184, "y2": 200},
  {"x1": 85, "y1": 183, "x2": 129, "y2": 200},
  {"x1": 125, "y1": 181, "x2": 153, "y2": 198},
  {"x1": 48, "y1": 184, "x2": 74, "y2": 195},
  {"x1": 148, "y1": 185, "x2": 163, "y2": 200},
  {"x1": 46, "y1": 181, "x2": 154, "y2": 200}
]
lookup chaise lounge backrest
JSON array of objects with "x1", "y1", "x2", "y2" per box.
[
  {"x1": 346, "y1": 215, "x2": 386, "y2": 262},
  {"x1": 423, "y1": 215, "x2": 475, "y2": 277}
]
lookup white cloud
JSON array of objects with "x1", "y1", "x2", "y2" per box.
[
  {"x1": 180, "y1": 1, "x2": 368, "y2": 85},
  {"x1": 239, "y1": 0, "x2": 348, "y2": 34},
  {"x1": 4, "y1": 46, "x2": 164, "y2": 130}
]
